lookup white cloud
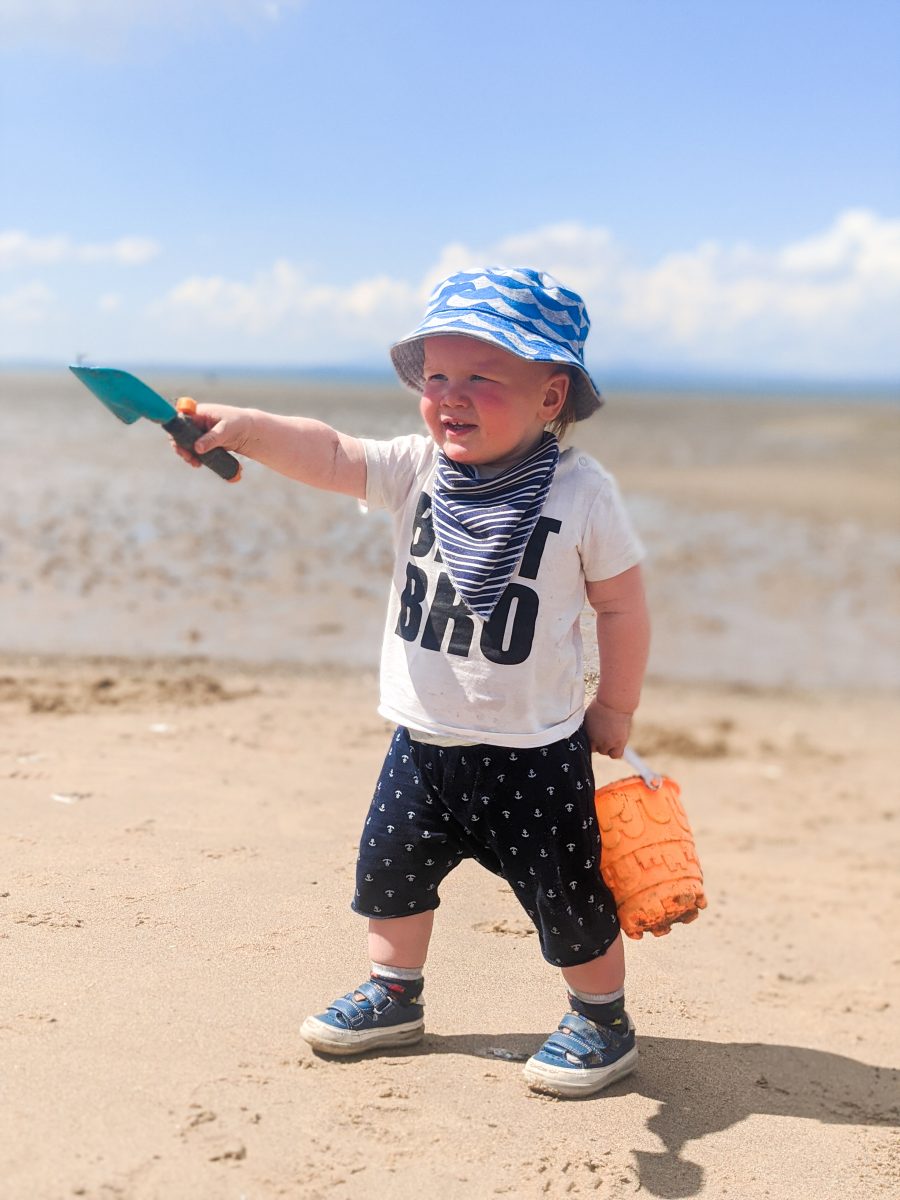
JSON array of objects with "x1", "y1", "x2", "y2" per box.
[
  {"x1": 607, "y1": 209, "x2": 900, "y2": 372},
  {"x1": 0, "y1": 281, "x2": 55, "y2": 323},
  {"x1": 0, "y1": 0, "x2": 306, "y2": 52},
  {"x1": 156, "y1": 260, "x2": 421, "y2": 358},
  {"x1": 153, "y1": 209, "x2": 900, "y2": 377},
  {"x1": 0, "y1": 231, "x2": 160, "y2": 268}
]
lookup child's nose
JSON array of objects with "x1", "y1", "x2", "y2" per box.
[{"x1": 443, "y1": 380, "x2": 469, "y2": 405}]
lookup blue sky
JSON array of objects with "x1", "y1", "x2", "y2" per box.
[{"x1": 1, "y1": 0, "x2": 898, "y2": 380}]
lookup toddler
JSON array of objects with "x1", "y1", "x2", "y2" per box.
[{"x1": 176, "y1": 268, "x2": 650, "y2": 1097}]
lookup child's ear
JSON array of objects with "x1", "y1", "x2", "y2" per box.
[{"x1": 541, "y1": 370, "x2": 570, "y2": 420}]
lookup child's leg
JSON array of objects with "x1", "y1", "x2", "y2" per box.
[
  {"x1": 368, "y1": 910, "x2": 434, "y2": 971},
  {"x1": 560, "y1": 931, "x2": 624, "y2": 997},
  {"x1": 524, "y1": 931, "x2": 635, "y2": 1097},
  {"x1": 300, "y1": 910, "x2": 432, "y2": 1056},
  {"x1": 560, "y1": 932, "x2": 628, "y2": 1027}
]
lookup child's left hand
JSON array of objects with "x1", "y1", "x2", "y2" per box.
[{"x1": 585, "y1": 698, "x2": 632, "y2": 759}]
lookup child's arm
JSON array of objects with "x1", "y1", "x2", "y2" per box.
[
  {"x1": 584, "y1": 564, "x2": 650, "y2": 759},
  {"x1": 173, "y1": 403, "x2": 368, "y2": 499}
]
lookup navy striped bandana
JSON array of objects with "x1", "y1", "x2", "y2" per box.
[{"x1": 432, "y1": 432, "x2": 560, "y2": 619}]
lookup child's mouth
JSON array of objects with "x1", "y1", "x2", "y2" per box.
[{"x1": 442, "y1": 418, "x2": 476, "y2": 434}]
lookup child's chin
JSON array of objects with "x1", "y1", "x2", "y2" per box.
[{"x1": 441, "y1": 443, "x2": 478, "y2": 463}]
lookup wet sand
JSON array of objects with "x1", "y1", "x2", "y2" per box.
[{"x1": 4, "y1": 372, "x2": 900, "y2": 688}]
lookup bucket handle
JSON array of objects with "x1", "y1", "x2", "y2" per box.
[{"x1": 623, "y1": 746, "x2": 663, "y2": 790}]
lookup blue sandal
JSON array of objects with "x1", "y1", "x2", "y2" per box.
[
  {"x1": 523, "y1": 1011, "x2": 637, "y2": 1097},
  {"x1": 301, "y1": 979, "x2": 425, "y2": 1056}
]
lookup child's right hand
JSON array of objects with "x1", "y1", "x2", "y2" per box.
[{"x1": 172, "y1": 402, "x2": 255, "y2": 471}]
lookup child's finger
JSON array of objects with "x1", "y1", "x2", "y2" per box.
[
  {"x1": 192, "y1": 422, "x2": 225, "y2": 455},
  {"x1": 171, "y1": 401, "x2": 245, "y2": 462},
  {"x1": 171, "y1": 440, "x2": 201, "y2": 467},
  {"x1": 175, "y1": 399, "x2": 219, "y2": 429}
]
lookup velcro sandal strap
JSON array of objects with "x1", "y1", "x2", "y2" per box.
[
  {"x1": 547, "y1": 1031, "x2": 593, "y2": 1058},
  {"x1": 354, "y1": 980, "x2": 394, "y2": 1013},
  {"x1": 327, "y1": 995, "x2": 368, "y2": 1028},
  {"x1": 327, "y1": 980, "x2": 392, "y2": 1028},
  {"x1": 558, "y1": 1012, "x2": 611, "y2": 1051}
]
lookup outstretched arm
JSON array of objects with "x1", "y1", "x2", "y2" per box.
[
  {"x1": 584, "y1": 564, "x2": 650, "y2": 758},
  {"x1": 174, "y1": 403, "x2": 368, "y2": 499}
]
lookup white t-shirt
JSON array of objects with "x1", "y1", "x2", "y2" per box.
[{"x1": 362, "y1": 434, "x2": 645, "y2": 749}]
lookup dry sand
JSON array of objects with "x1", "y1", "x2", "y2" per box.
[{"x1": 2, "y1": 657, "x2": 898, "y2": 1199}]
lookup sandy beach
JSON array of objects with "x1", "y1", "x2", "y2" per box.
[
  {"x1": 2, "y1": 374, "x2": 899, "y2": 1198},
  {"x1": 3, "y1": 660, "x2": 898, "y2": 1199}
]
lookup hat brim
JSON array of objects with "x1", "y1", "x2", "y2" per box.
[{"x1": 390, "y1": 311, "x2": 603, "y2": 420}]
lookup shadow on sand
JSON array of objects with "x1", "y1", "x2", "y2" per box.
[{"x1": 418, "y1": 1031, "x2": 899, "y2": 1198}]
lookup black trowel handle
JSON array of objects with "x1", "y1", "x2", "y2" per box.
[{"x1": 163, "y1": 414, "x2": 242, "y2": 481}]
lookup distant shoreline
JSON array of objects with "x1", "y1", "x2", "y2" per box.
[{"x1": 2, "y1": 360, "x2": 898, "y2": 402}]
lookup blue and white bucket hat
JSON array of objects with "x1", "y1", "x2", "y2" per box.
[{"x1": 390, "y1": 266, "x2": 603, "y2": 420}]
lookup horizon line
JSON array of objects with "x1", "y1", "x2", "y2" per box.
[{"x1": 1, "y1": 357, "x2": 898, "y2": 397}]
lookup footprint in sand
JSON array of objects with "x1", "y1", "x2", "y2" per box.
[{"x1": 178, "y1": 1101, "x2": 262, "y2": 1164}]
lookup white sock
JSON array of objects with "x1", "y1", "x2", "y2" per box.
[
  {"x1": 567, "y1": 985, "x2": 624, "y2": 1004},
  {"x1": 370, "y1": 961, "x2": 424, "y2": 981}
]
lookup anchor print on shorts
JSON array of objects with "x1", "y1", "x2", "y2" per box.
[{"x1": 354, "y1": 724, "x2": 617, "y2": 964}]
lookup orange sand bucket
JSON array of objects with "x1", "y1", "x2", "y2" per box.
[{"x1": 595, "y1": 748, "x2": 707, "y2": 939}]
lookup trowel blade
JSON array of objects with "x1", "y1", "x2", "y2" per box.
[{"x1": 69, "y1": 366, "x2": 177, "y2": 425}]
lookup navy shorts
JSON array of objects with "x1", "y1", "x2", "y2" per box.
[{"x1": 353, "y1": 726, "x2": 620, "y2": 967}]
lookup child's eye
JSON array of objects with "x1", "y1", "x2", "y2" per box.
[
  {"x1": 426, "y1": 373, "x2": 447, "y2": 382},
  {"x1": 469, "y1": 375, "x2": 490, "y2": 383}
]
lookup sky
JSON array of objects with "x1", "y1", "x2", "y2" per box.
[{"x1": 1, "y1": 0, "x2": 898, "y2": 382}]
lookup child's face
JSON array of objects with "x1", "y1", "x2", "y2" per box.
[{"x1": 420, "y1": 336, "x2": 569, "y2": 474}]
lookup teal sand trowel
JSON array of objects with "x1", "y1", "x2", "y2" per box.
[{"x1": 69, "y1": 365, "x2": 241, "y2": 481}]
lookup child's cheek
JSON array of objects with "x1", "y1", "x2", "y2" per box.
[
  {"x1": 471, "y1": 384, "x2": 505, "y2": 411},
  {"x1": 419, "y1": 397, "x2": 448, "y2": 444}
]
